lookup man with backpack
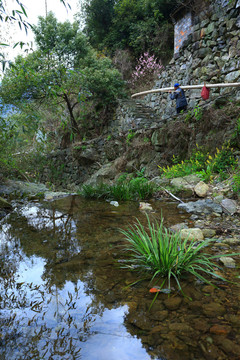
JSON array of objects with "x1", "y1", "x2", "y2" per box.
[{"x1": 169, "y1": 83, "x2": 188, "y2": 114}]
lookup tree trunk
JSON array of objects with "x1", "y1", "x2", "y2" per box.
[{"x1": 63, "y1": 93, "x2": 80, "y2": 134}]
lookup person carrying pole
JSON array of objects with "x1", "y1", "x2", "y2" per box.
[{"x1": 169, "y1": 83, "x2": 188, "y2": 114}]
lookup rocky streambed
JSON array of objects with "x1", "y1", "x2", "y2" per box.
[{"x1": 0, "y1": 177, "x2": 239, "y2": 359}]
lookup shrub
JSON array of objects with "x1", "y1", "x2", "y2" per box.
[
  {"x1": 159, "y1": 144, "x2": 237, "y2": 182},
  {"x1": 211, "y1": 143, "x2": 237, "y2": 174},
  {"x1": 233, "y1": 171, "x2": 240, "y2": 195}
]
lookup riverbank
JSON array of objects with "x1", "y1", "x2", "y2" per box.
[{"x1": 1, "y1": 176, "x2": 239, "y2": 241}]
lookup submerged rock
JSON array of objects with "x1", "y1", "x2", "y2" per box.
[
  {"x1": 210, "y1": 324, "x2": 230, "y2": 335},
  {"x1": 168, "y1": 323, "x2": 194, "y2": 335},
  {"x1": 150, "y1": 310, "x2": 169, "y2": 322},
  {"x1": 180, "y1": 228, "x2": 204, "y2": 241},
  {"x1": 164, "y1": 296, "x2": 182, "y2": 310},
  {"x1": 218, "y1": 338, "x2": 240, "y2": 356},
  {"x1": 202, "y1": 302, "x2": 226, "y2": 317}
]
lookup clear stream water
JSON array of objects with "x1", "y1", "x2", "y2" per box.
[{"x1": 0, "y1": 195, "x2": 239, "y2": 360}]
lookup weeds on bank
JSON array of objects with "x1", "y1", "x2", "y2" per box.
[
  {"x1": 184, "y1": 105, "x2": 203, "y2": 123},
  {"x1": 126, "y1": 130, "x2": 135, "y2": 144},
  {"x1": 80, "y1": 172, "x2": 156, "y2": 201},
  {"x1": 120, "y1": 215, "x2": 240, "y2": 294},
  {"x1": 158, "y1": 143, "x2": 238, "y2": 182},
  {"x1": 233, "y1": 171, "x2": 240, "y2": 195}
]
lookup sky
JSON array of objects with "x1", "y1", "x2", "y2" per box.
[{"x1": 1, "y1": 0, "x2": 80, "y2": 63}]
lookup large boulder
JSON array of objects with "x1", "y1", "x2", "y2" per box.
[
  {"x1": 178, "y1": 199, "x2": 222, "y2": 214},
  {"x1": 83, "y1": 162, "x2": 118, "y2": 187},
  {"x1": 0, "y1": 180, "x2": 48, "y2": 197},
  {"x1": 170, "y1": 175, "x2": 201, "y2": 193},
  {"x1": 74, "y1": 147, "x2": 100, "y2": 165}
]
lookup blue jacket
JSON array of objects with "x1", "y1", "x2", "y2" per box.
[{"x1": 170, "y1": 88, "x2": 187, "y2": 108}]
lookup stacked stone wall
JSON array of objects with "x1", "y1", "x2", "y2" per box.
[
  {"x1": 115, "y1": 0, "x2": 240, "y2": 131},
  {"x1": 146, "y1": 0, "x2": 240, "y2": 119}
]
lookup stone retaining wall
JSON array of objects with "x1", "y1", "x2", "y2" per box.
[
  {"x1": 147, "y1": 0, "x2": 240, "y2": 118},
  {"x1": 114, "y1": 0, "x2": 240, "y2": 131}
]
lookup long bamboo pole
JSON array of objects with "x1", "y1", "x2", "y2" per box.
[{"x1": 131, "y1": 82, "x2": 240, "y2": 98}]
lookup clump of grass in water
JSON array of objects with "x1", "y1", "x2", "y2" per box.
[
  {"x1": 120, "y1": 215, "x2": 239, "y2": 295},
  {"x1": 80, "y1": 175, "x2": 156, "y2": 201}
]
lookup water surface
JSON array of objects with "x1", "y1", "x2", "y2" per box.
[{"x1": 0, "y1": 196, "x2": 239, "y2": 360}]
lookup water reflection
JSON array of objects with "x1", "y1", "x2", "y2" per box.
[
  {"x1": 1, "y1": 196, "x2": 179, "y2": 360},
  {"x1": 0, "y1": 196, "x2": 239, "y2": 360}
]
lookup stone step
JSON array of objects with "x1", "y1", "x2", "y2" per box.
[{"x1": 114, "y1": 98, "x2": 161, "y2": 133}]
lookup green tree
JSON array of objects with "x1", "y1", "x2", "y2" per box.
[
  {"x1": 83, "y1": 0, "x2": 115, "y2": 48},
  {"x1": 83, "y1": 0, "x2": 176, "y2": 63},
  {"x1": 0, "y1": 0, "x2": 71, "y2": 69},
  {"x1": 0, "y1": 13, "x2": 125, "y2": 138}
]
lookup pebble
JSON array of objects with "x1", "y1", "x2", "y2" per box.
[
  {"x1": 219, "y1": 338, "x2": 240, "y2": 356},
  {"x1": 219, "y1": 256, "x2": 236, "y2": 268},
  {"x1": 223, "y1": 237, "x2": 240, "y2": 245},
  {"x1": 168, "y1": 323, "x2": 194, "y2": 334},
  {"x1": 110, "y1": 201, "x2": 119, "y2": 207},
  {"x1": 202, "y1": 302, "x2": 226, "y2": 317},
  {"x1": 210, "y1": 324, "x2": 230, "y2": 335},
  {"x1": 139, "y1": 202, "x2": 153, "y2": 211}
]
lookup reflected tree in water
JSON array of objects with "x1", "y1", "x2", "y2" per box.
[{"x1": 0, "y1": 199, "x2": 109, "y2": 359}]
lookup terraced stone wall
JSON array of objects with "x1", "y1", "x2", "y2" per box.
[
  {"x1": 115, "y1": 0, "x2": 240, "y2": 132},
  {"x1": 145, "y1": 0, "x2": 240, "y2": 119}
]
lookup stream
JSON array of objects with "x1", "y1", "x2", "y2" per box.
[{"x1": 0, "y1": 195, "x2": 240, "y2": 360}]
